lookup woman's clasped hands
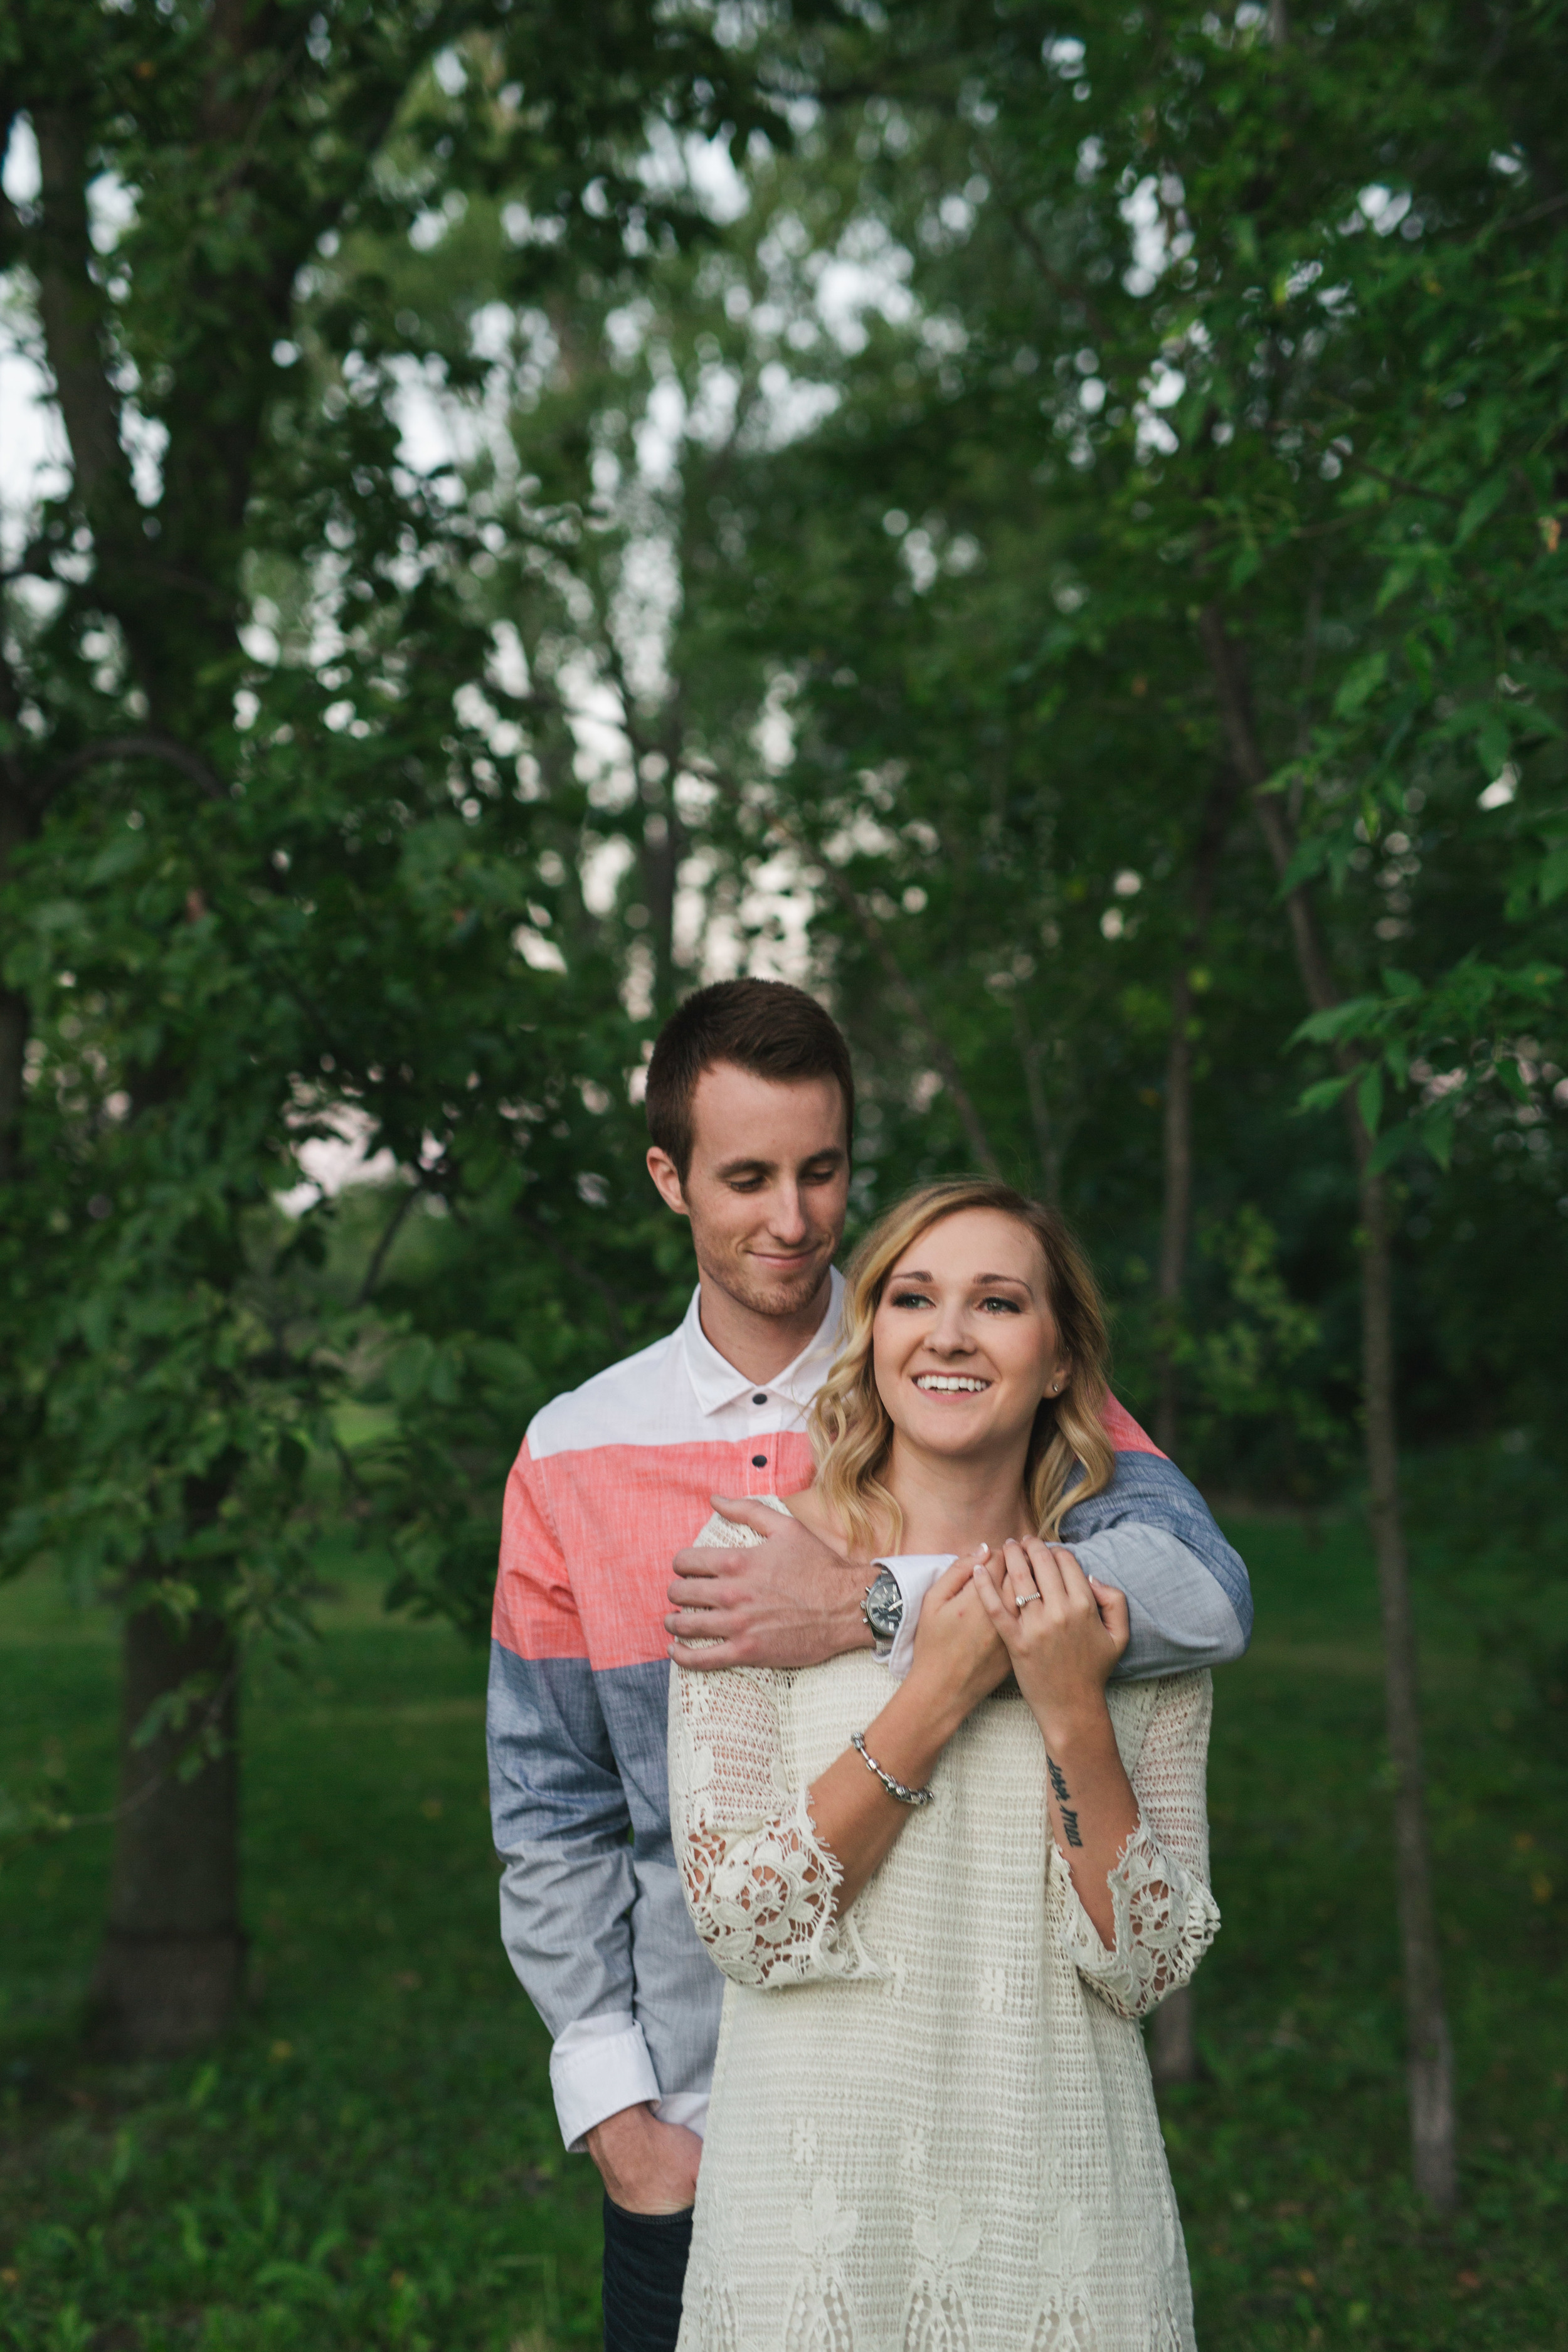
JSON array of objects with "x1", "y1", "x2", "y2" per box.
[
  {"x1": 903, "y1": 1545, "x2": 1014, "y2": 1727},
  {"x1": 972, "y1": 1537, "x2": 1129, "y2": 1741},
  {"x1": 903, "y1": 1535, "x2": 1131, "y2": 1746}
]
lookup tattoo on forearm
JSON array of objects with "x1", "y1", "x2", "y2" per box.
[{"x1": 1047, "y1": 1756, "x2": 1084, "y2": 1846}]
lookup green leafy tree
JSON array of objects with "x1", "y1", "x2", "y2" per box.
[{"x1": 0, "y1": 0, "x2": 783, "y2": 2050}]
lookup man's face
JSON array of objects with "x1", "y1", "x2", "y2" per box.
[{"x1": 647, "y1": 1062, "x2": 849, "y2": 1322}]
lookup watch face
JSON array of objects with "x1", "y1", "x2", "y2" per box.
[{"x1": 865, "y1": 1568, "x2": 904, "y2": 1642}]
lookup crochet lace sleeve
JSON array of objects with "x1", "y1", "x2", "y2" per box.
[
  {"x1": 1054, "y1": 1669, "x2": 1222, "y2": 2021},
  {"x1": 667, "y1": 1514, "x2": 879, "y2": 1991}
]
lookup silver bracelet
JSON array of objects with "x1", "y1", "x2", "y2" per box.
[{"x1": 852, "y1": 1730, "x2": 933, "y2": 1808}]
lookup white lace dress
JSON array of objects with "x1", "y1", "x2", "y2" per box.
[{"x1": 669, "y1": 1506, "x2": 1222, "y2": 2352}]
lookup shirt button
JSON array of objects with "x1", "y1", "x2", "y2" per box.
[
  {"x1": 751, "y1": 1454, "x2": 767, "y2": 1468},
  {"x1": 753, "y1": 1393, "x2": 768, "y2": 1406}
]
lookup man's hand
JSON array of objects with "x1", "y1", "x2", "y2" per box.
[
  {"x1": 666, "y1": 1495, "x2": 874, "y2": 1671},
  {"x1": 585, "y1": 2102, "x2": 702, "y2": 2215}
]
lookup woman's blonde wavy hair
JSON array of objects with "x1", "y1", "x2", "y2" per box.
[{"x1": 809, "y1": 1179, "x2": 1114, "y2": 1556}]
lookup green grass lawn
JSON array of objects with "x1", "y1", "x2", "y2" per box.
[{"x1": 1, "y1": 1512, "x2": 1564, "y2": 2350}]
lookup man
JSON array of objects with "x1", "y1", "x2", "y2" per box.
[{"x1": 487, "y1": 978, "x2": 1251, "y2": 2352}]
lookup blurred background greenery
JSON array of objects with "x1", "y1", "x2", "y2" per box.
[{"x1": 1, "y1": 0, "x2": 1565, "y2": 2344}]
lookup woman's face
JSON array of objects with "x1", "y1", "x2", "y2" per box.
[{"x1": 871, "y1": 1207, "x2": 1068, "y2": 1464}]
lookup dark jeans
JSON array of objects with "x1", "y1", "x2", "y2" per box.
[{"x1": 601, "y1": 2195, "x2": 694, "y2": 2352}]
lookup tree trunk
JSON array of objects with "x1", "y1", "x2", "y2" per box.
[
  {"x1": 1152, "y1": 765, "x2": 1241, "y2": 1459},
  {"x1": 1152, "y1": 762, "x2": 1241, "y2": 1449},
  {"x1": 1012, "y1": 994, "x2": 1060, "y2": 1201},
  {"x1": 90, "y1": 1602, "x2": 244, "y2": 2055},
  {"x1": 0, "y1": 675, "x2": 35, "y2": 1185},
  {"x1": 1200, "y1": 603, "x2": 1458, "y2": 2210},
  {"x1": 31, "y1": 86, "x2": 265, "y2": 2070},
  {"x1": 0, "y1": 983, "x2": 24, "y2": 1184},
  {"x1": 1148, "y1": 764, "x2": 1239, "y2": 2088},
  {"x1": 1357, "y1": 1165, "x2": 1456, "y2": 2206},
  {"x1": 640, "y1": 791, "x2": 687, "y2": 1019},
  {"x1": 1148, "y1": 945, "x2": 1200, "y2": 2090},
  {"x1": 1148, "y1": 1981, "x2": 1200, "y2": 2088},
  {"x1": 1153, "y1": 967, "x2": 1195, "y2": 1462}
]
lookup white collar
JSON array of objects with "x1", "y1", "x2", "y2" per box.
[{"x1": 681, "y1": 1266, "x2": 845, "y2": 1417}]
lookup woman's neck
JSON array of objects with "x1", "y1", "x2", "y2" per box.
[{"x1": 878, "y1": 1436, "x2": 1031, "y2": 1558}]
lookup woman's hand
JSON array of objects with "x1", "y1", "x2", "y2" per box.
[
  {"x1": 973, "y1": 1537, "x2": 1129, "y2": 1747},
  {"x1": 904, "y1": 1548, "x2": 1013, "y2": 1733},
  {"x1": 974, "y1": 1538, "x2": 1139, "y2": 1949}
]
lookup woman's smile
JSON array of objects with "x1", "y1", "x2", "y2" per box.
[{"x1": 873, "y1": 1206, "x2": 1067, "y2": 1458}]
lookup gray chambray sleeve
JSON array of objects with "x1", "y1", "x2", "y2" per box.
[
  {"x1": 1072, "y1": 1523, "x2": 1249, "y2": 1680},
  {"x1": 1059, "y1": 1445, "x2": 1252, "y2": 1677}
]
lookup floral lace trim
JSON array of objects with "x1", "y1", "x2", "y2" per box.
[
  {"x1": 1055, "y1": 1818, "x2": 1221, "y2": 2020},
  {"x1": 680, "y1": 1784, "x2": 876, "y2": 1989}
]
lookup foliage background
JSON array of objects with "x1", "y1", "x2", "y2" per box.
[
  {"x1": 3, "y1": 0, "x2": 1565, "y2": 1632},
  {"x1": 1, "y1": 0, "x2": 1566, "y2": 2340}
]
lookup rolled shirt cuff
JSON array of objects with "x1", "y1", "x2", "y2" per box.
[
  {"x1": 549, "y1": 2013, "x2": 662, "y2": 2153},
  {"x1": 874, "y1": 1554, "x2": 957, "y2": 1682},
  {"x1": 654, "y1": 2089, "x2": 709, "y2": 2141}
]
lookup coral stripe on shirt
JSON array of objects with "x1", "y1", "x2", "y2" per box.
[
  {"x1": 495, "y1": 1432, "x2": 817, "y2": 1671},
  {"x1": 494, "y1": 1402, "x2": 1167, "y2": 1673}
]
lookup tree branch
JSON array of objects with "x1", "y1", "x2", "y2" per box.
[
  {"x1": 33, "y1": 110, "x2": 135, "y2": 518},
  {"x1": 1199, "y1": 603, "x2": 1341, "y2": 1020},
  {"x1": 1287, "y1": 418, "x2": 1466, "y2": 513},
  {"x1": 46, "y1": 734, "x2": 226, "y2": 803},
  {"x1": 353, "y1": 1180, "x2": 420, "y2": 1308},
  {"x1": 0, "y1": 631, "x2": 36, "y2": 1182},
  {"x1": 981, "y1": 158, "x2": 1112, "y2": 344}
]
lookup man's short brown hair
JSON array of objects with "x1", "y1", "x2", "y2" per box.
[{"x1": 645, "y1": 979, "x2": 855, "y2": 1183}]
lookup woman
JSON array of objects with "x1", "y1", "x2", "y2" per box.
[{"x1": 668, "y1": 1179, "x2": 1221, "y2": 2352}]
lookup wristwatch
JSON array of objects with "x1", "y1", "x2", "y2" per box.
[{"x1": 861, "y1": 1565, "x2": 905, "y2": 1651}]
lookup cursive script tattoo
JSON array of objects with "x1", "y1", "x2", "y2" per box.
[{"x1": 1047, "y1": 1756, "x2": 1084, "y2": 1846}]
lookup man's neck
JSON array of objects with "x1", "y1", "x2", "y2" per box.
[{"x1": 696, "y1": 1268, "x2": 833, "y2": 1387}]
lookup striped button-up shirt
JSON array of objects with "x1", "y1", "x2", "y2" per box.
[{"x1": 487, "y1": 1271, "x2": 1251, "y2": 2150}]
